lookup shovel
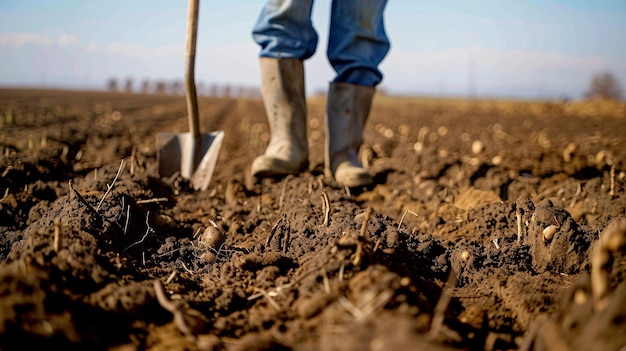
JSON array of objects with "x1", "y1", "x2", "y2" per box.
[{"x1": 157, "y1": 0, "x2": 224, "y2": 191}]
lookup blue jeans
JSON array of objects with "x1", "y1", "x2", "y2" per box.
[{"x1": 252, "y1": 0, "x2": 390, "y2": 87}]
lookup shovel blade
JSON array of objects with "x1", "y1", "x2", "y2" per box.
[{"x1": 157, "y1": 130, "x2": 224, "y2": 191}]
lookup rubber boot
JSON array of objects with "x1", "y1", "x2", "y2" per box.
[
  {"x1": 325, "y1": 82, "x2": 375, "y2": 188},
  {"x1": 251, "y1": 58, "x2": 308, "y2": 178}
]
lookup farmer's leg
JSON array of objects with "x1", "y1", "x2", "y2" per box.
[
  {"x1": 325, "y1": 0, "x2": 390, "y2": 187},
  {"x1": 250, "y1": 0, "x2": 317, "y2": 178},
  {"x1": 253, "y1": 0, "x2": 318, "y2": 60},
  {"x1": 327, "y1": 0, "x2": 390, "y2": 86}
]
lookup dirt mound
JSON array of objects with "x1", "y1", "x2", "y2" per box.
[{"x1": 1, "y1": 89, "x2": 625, "y2": 350}]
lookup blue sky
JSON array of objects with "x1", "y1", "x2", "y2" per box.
[{"x1": 1, "y1": 0, "x2": 625, "y2": 99}]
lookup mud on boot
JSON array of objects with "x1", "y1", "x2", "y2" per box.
[
  {"x1": 251, "y1": 58, "x2": 309, "y2": 179},
  {"x1": 325, "y1": 82, "x2": 375, "y2": 189}
]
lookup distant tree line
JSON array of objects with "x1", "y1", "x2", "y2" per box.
[
  {"x1": 108, "y1": 72, "x2": 623, "y2": 101},
  {"x1": 585, "y1": 71, "x2": 623, "y2": 101},
  {"x1": 106, "y1": 77, "x2": 261, "y2": 99}
]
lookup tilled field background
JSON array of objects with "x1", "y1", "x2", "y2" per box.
[{"x1": 0, "y1": 88, "x2": 625, "y2": 351}]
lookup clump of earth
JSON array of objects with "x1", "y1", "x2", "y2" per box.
[{"x1": 1, "y1": 89, "x2": 625, "y2": 351}]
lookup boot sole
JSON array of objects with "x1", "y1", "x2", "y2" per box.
[{"x1": 251, "y1": 156, "x2": 309, "y2": 178}]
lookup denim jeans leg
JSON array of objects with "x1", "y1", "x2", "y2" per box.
[
  {"x1": 327, "y1": 0, "x2": 390, "y2": 86},
  {"x1": 252, "y1": 0, "x2": 318, "y2": 60}
]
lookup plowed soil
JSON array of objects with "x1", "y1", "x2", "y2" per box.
[{"x1": 1, "y1": 88, "x2": 625, "y2": 351}]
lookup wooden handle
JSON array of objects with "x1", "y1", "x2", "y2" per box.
[{"x1": 185, "y1": 0, "x2": 200, "y2": 138}]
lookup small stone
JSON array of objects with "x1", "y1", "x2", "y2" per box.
[
  {"x1": 199, "y1": 226, "x2": 226, "y2": 250},
  {"x1": 542, "y1": 224, "x2": 558, "y2": 242},
  {"x1": 471, "y1": 140, "x2": 484, "y2": 154}
]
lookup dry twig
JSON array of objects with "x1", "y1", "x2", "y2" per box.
[
  {"x1": 265, "y1": 217, "x2": 282, "y2": 251},
  {"x1": 53, "y1": 219, "x2": 62, "y2": 252},
  {"x1": 1, "y1": 166, "x2": 14, "y2": 178},
  {"x1": 123, "y1": 211, "x2": 153, "y2": 252},
  {"x1": 97, "y1": 158, "x2": 126, "y2": 211},
  {"x1": 247, "y1": 283, "x2": 291, "y2": 301},
  {"x1": 282, "y1": 217, "x2": 291, "y2": 254},
  {"x1": 609, "y1": 165, "x2": 615, "y2": 197},
  {"x1": 321, "y1": 190, "x2": 331, "y2": 226},
  {"x1": 339, "y1": 262, "x2": 345, "y2": 282},
  {"x1": 359, "y1": 208, "x2": 372, "y2": 239},
  {"x1": 124, "y1": 205, "x2": 130, "y2": 234},
  {"x1": 165, "y1": 270, "x2": 177, "y2": 284},
  {"x1": 136, "y1": 197, "x2": 168, "y2": 204},
  {"x1": 338, "y1": 296, "x2": 362, "y2": 319},
  {"x1": 0, "y1": 189, "x2": 8, "y2": 202},
  {"x1": 322, "y1": 269, "x2": 331, "y2": 294},
  {"x1": 516, "y1": 211, "x2": 523, "y2": 243},
  {"x1": 181, "y1": 261, "x2": 194, "y2": 275},
  {"x1": 253, "y1": 287, "x2": 281, "y2": 311},
  {"x1": 492, "y1": 238, "x2": 500, "y2": 249},
  {"x1": 130, "y1": 145, "x2": 136, "y2": 176},
  {"x1": 398, "y1": 209, "x2": 418, "y2": 231}
]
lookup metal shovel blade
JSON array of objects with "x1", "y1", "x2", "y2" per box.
[
  {"x1": 156, "y1": 0, "x2": 224, "y2": 192},
  {"x1": 157, "y1": 129, "x2": 224, "y2": 191}
]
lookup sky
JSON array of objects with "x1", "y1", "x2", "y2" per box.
[{"x1": 0, "y1": 0, "x2": 625, "y2": 99}]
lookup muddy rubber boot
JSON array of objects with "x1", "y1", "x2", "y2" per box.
[
  {"x1": 251, "y1": 58, "x2": 308, "y2": 178},
  {"x1": 325, "y1": 82, "x2": 375, "y2": 188}
]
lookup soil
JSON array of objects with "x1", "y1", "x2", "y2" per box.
[{"x1": 1, "y1": 88, "x2": 625, "y2": 351}]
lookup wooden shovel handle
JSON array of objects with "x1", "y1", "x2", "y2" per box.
[{"x1": 185, "y1": 0, "x2": 200, "y2": 138}]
